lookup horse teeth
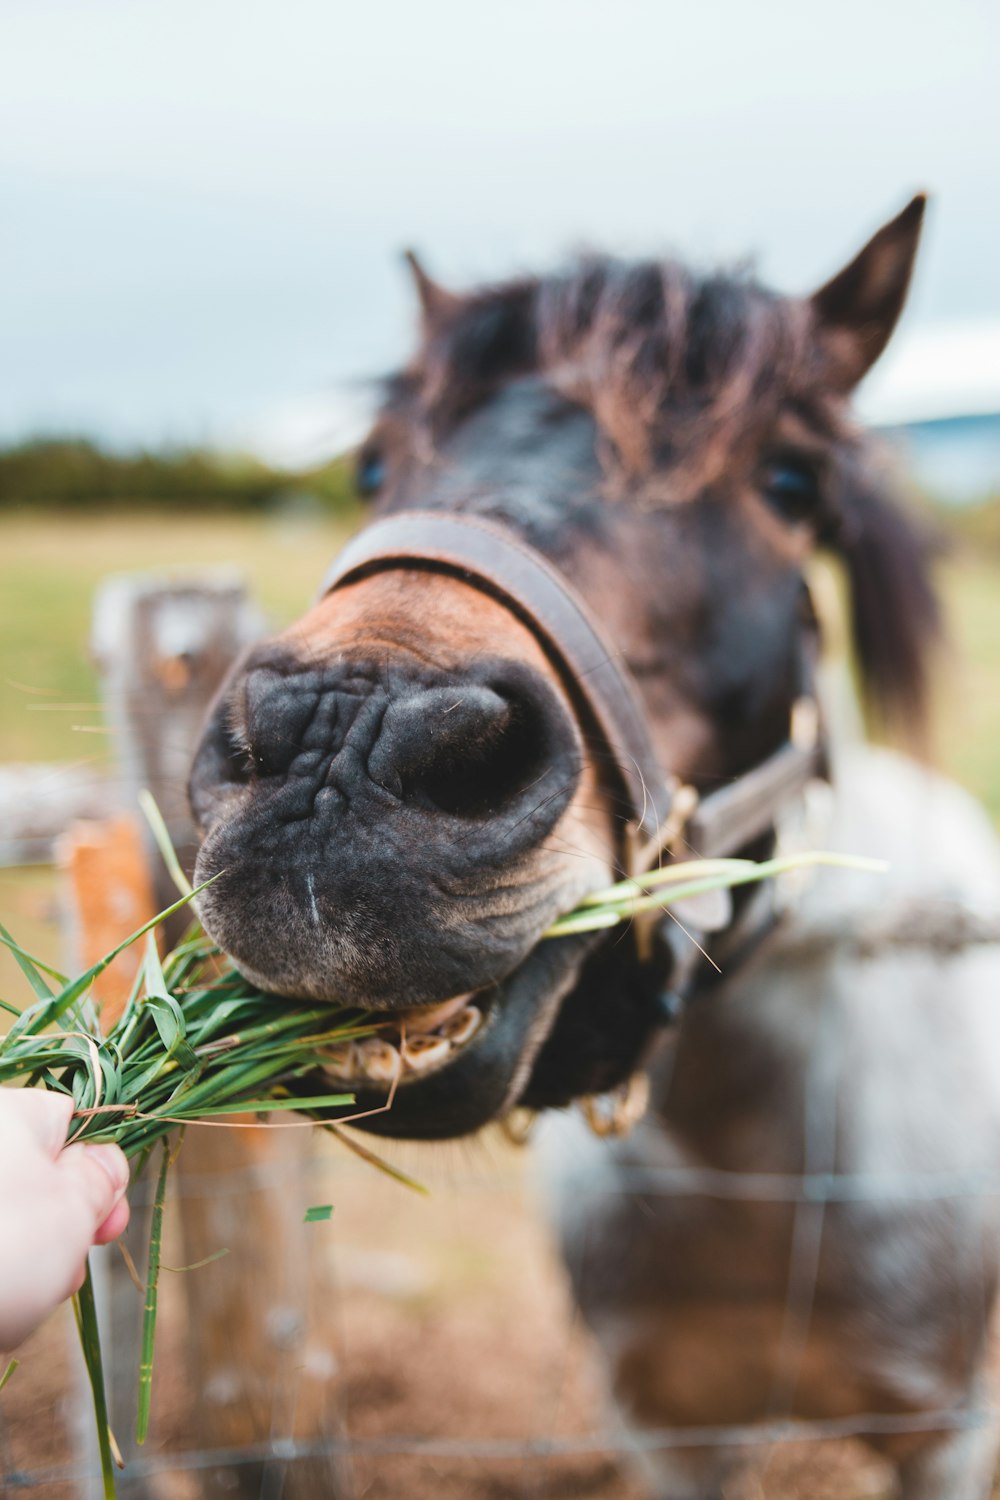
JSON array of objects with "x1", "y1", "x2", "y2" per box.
[
  {"x1": 440, "y1": 1004, "x2": 482, "y2": 1047},
  {"x1": 355, "y1": 1039, "x2": 401, "y2": 1082},
  {"x1": 400, "y1": 1035, "x2": 452, "y2": 1073},
  {"x1": 322, "y1": 1044, "x2": 359, "y2": 1079},
  {"x1": 397, "y1": 993, "x2": 475, "y2": 1034}
]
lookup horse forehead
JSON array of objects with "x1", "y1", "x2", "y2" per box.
[{"x1": 429, "y1": 378, "x2": 604, "y2": 515}]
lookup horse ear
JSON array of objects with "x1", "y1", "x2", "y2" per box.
[
  {"x1": 811, "y1": 195, "x2": 926, "y2": 389},
  {"x1": 832, "y1": 457, "x2": 943, "y2": 740},
  {"x1": 403, "y1": 249, "x2": 462, "y2": 329}
]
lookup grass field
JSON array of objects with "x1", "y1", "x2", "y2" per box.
[
  {"x1": 935, "y1": 554, "x2": 1000, "y2": 818},
  {"x1": 0, "y1": 507, "x2": 357, "y2": 763},
  {"x1": 0, "y1": 508, "x2": 357, "y2": 996}
]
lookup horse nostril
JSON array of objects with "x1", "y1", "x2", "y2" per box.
[
  {"x1": 243, "y1": 666, "x2": 319, "y2": 778},
  {"x1": 369, "y1": 679, "x2": 563, "y2": 820}
]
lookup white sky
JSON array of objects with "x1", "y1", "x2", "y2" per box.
[{"x1": 1, "y1": 0, "x2": 998, "y2": 450}]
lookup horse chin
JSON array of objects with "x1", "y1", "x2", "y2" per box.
[{"x1": 301, "y1": 934, "x2": 596, "y2": 1140}]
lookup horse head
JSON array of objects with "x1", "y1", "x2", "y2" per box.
[{"x1": 189, "y1": 197, "x2": 940, "y2": 1137}]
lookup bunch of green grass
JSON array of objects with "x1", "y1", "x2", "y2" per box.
[
  {"x1": 0, "y1": 910, "x2": 371, "y2": 1155},
  {"x1": 0, "y1": 834, "x2": 883, "y2": 1496},
  {"x1": 0, "y1": 894, "x2": 375, "y2": 1495}
]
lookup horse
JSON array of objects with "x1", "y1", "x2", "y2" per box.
[{"x1": 188, "y1": 196, "x2": 1000, "y2": 1498}]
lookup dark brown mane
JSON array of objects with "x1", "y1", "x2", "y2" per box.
[
  {"x1": 537, "y1": 259, "x2": 825, "y2": 492},
  {"x1": 403, "y1": 257, "x2": 838, "y2": 497},
  {"x1": 831, "y1": 450, "x2": 943, "y2": 742}
]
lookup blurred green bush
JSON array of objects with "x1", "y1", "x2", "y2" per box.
[{"x1": 0, "y1": 438, "x2": 358, "y2": 514}]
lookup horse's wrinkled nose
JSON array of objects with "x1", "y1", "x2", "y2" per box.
[{"x1": 368, "y1": 670, "x2": 578, "y2": 823}]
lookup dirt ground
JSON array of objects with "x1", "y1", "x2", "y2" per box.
[{"x1": 0, "y1": 1124, "x2": 942, "y2": 1500}]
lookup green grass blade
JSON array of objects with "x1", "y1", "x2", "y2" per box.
[
  {"x1": 323, "y1": 1123, "x2": 430, "y2": 1196},
  {"x1": 138, "y1": 789, "x2": 193, "y2": 898},
  {"x1": 577, "y1": 857, "x2": 754, "y2": 907},
  {"x1": 304, "y1": 1204, "x2": 334, "y2": 1223},
  {"x1": 0, "y1": 1357, "x2": 19, "y2": 1394},
  {"x1": 73, "y1": 1259, "x2": 118, "y2": 1498},
  {"x1": 162, "y1": 1092, "x2": 355, "y2": 1119},
  {"x1": 0, "y1": 924, "x2": 67, "y2": 989},
  {"x1": 545, "y1": 850, "x2": 889, "y2": 936},
  {"x1": 0, "y1": 922, "x2": 58, "y2": 1002},
  {"x1": 142, "y1": 931, "x2": 169, "y2": 1002},
  {"x1": 135, "y1": 1138, "x2": 170, "y2": 1445},
  {"x1": 142, "y1": 991, "x2": 198, "y2": 1073},
  {"x1": 5, "y1": 881, "x2": 219, "y2": 1041},
  {"x1": 543, "y1": 908, "x2": 621, "y2": 937}
]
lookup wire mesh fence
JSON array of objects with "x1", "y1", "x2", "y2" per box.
[
  {"x1": 3, "y1": 572, "x2": 1000, "y2": 1500},
  {"x1": 2, "y1": 1112, "x2": 1000, "y2": 1499}
]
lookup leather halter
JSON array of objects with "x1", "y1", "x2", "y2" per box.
[{"x1": 318, "y1": 510, "x2": 827, "y2": 884}]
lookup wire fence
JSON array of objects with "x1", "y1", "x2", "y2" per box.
[
  {"x1": 2, "y1": 1117, "x2": 1000, "y2": 1499},
  {"x1": 3, "y1": 575, "x2": 1000, "y2": 1500},
  {"x1": 6, "y1": 1406, "x2": 1000, "y2": 1489}
]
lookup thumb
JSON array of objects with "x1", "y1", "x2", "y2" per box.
[{"x1": 56, "y1": 1142, "x2": 130, "y2": 1236}]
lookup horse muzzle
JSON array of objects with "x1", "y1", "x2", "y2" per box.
[{"x1": 189, "y1": 629, "x2": 589, "y2": 1010}]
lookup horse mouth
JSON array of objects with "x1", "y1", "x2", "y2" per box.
[{"x1": 304, "y1": 935, "x2": 594, "y2": 1140}]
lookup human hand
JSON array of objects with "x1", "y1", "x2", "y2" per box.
[{"x1": 0, "y1": 1089, "x2": 130, "y2": 1351}]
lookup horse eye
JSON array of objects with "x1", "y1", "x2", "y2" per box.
[
  {"x1": 356, "y1": 449, "x2": 386, "y2": 497},
  {"x1": 760, "y1": 456, "x2": 821, "y2": 524}
]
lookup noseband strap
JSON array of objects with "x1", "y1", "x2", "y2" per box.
[
  {"x1": 318, "y1": 511, "x2": 826, "y2": 883},
  {"x1": 318, "y1": 510, "x2": 675, "y2": 860}
]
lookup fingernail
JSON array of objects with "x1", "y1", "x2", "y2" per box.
[{"x1": 83, "y1": 1144, "x2": 130, "y2": 1200}]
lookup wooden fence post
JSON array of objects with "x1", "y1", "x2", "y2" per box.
[
  {"x1": 61, "y1": 575, "x2": 260, "y2": 1497},
  {"x1": 63, "y1": 575, "x2": 349, "y2": 1498},
  {"x1": 90, "y1": 572, "x2": 263, "y2": 918}
]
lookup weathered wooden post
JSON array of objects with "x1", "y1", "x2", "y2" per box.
[
  {"x1": 61, "y1": 574, "x2": 349, "y2": 1498},
  {"x1": 90, "y1": 571, "x2": 263, "y2": 920}
]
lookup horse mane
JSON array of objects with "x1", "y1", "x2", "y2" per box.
[
  {"x1": 400, "y1": 256, "x2": 942, "y2": 738},
  {"x1": 829, "y1": 448, "x2": 943, "y2": 740},
  {"x1": 408, "y1": 257, "x2": 825, "y2": 490},
  {"x1": 537, "y1": 259, "x2": 823, "y2": 493}
]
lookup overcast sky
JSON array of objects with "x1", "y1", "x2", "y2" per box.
[{"x1": 1, "y1": 0, "x2": 998, "y2": 454}]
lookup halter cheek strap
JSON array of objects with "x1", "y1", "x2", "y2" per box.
[{"x1": 318, "y1": 510, "x2": 827, "y2": 884}]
